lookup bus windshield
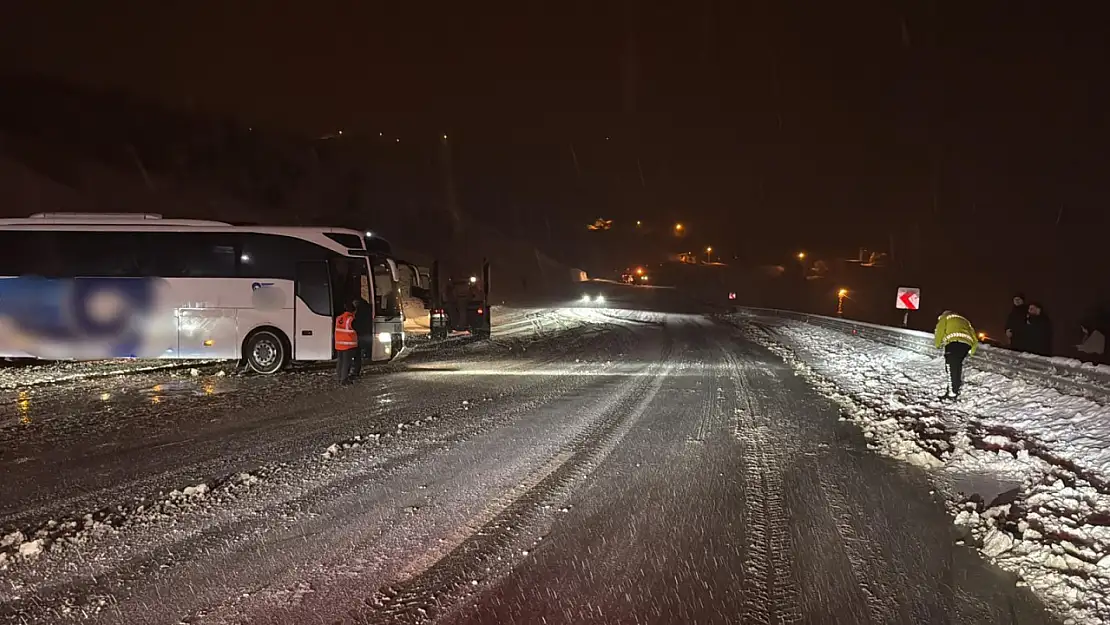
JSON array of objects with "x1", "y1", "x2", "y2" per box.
[{"x1": 372, "y1": 257, "x2": 402, "y2": 319}]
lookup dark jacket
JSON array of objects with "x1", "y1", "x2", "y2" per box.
[
  {"x1": 1005, "y1": 305, "x2": 1027, "y2": 348},
  {"x1": 1025, "y1": 312, "x2": 1053, "y2": 357},
  {"x1": 352, "y1": 298, "x2": 374, "y2": 335}
]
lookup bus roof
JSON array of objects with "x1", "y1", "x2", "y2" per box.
[
  {"x1": 0, "y1": 214, "x2": 369, "y2": 255},
  {"x1": 8, "y1": 212, "x2": 228, "y2": 226},
  {"x1": 0, "y1": 213, "x2": 364, "y2": 235}
]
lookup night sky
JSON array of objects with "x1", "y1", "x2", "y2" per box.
[{"x1": 2, "y1": 2, "x2": 1108, "y2": 298}]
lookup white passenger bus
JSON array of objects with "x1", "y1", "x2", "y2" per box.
[{"x1": 0, "y1": 213, "x2": 401, "y2": 373}]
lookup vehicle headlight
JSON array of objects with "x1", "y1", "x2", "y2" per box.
[
  {"x1": 377, "y1": 332, "x2": 392, "y2": 344},
  {"x1": 581, "y1": 294, "x2": 591, "y2": 303},
  {"x1": 594, "y1": 295, "x2": 605, "y2": 303}
]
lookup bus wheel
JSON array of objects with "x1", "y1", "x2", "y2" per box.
[{"x1": 244, "y1": 329, "x2": 288, "y2": 375}]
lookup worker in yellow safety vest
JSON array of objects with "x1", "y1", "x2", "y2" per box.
[
  {"x1": 335, "y1": 301, "x2": 358, "y2": 385},
  {"x1": 934, "y1": 310, "x2": 978, "y2": 400}
]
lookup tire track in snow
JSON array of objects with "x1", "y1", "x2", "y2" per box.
[
  {"x1": 354, "y1": 360, "x2": 675, "y2": 624},
  {"x1": 727, "y1": 350, "x2": 802, "y2": 625},
  {"x1": 689, "y1": 341, "x2": 721, "y2": 445},
  {"x1": 146, "y1": 364, "x2": 653, "y2": 625},
  {"x1": 811, "y1": 469, "x2": 901, "y2": 624}
]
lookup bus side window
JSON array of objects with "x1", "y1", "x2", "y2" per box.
[
  {"x1": 360, "y1": 273, "x2": 371, "y2": 304},
  {"x1": 327, "y1": 258, "x2": 364, "y2": 313},
  {"x1": 0, "y1": 231, "x2": 32, "y2": 275},
  {"x1": 25, "y1": 231, "x2": 64, "y2": 277},
  {"x1": 146, "y1": 233, "x2": 238, "y2": 278},
  {"x1": 185, "y1": 242, "x2": 237, "y2": 278},
  {"x1": 65, "y1": 232, "x2": 142, "y2": 276},
  {"x1": 295, "y1": 261, "x2": 332, "y2": 317},
  {"x1": 346, "y1": 258, "x2": 371, "y2": 304}
]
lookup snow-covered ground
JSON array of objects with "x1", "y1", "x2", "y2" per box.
[
  {"x1": 742, "y1": 315, "x2": 1110, "y2": 624},
  {"x1": 0, "y1": 302, "x2": 1063, "y2": 623}
]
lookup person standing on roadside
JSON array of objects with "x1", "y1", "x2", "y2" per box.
[
  {"x1": 1005, "y1": 293, "x2": 1028, "y2": 350},
  {"x1": 334, "y1": 301, "x2": 358, "y2": 385},
  {"x1": 1025, "y1": 302, "x2": 1053, "y2": 356},
  {"x1": 934, "y1": 310, "x2": 979, "y2": 400},
  {"x1": 349, "y1": 296, "x2": 374, "y2": 379}
]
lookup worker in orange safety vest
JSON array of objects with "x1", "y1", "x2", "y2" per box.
[{"x1": 335, "y1": 301, "x2": 358, "y2": 385}]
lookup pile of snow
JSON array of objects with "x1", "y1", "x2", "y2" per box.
[
  {"x1": 320, "y1": 416, "x2": 447, "y2": 460},
  {"x1": 0, "y1": 472, "x2": 264, "y2": 570},
  {"x1": 743, "y1": 318, "x2": 1110, "y2": 624},
  {"x1": 322, "y1": 433, "x2": 383, "y2": 459},
  {"x1": 948, "y1": 478, "x2": 1110, "y2": 622}
]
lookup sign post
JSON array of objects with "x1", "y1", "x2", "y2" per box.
[{"x1": 896, "y1": 287, "x2": 920, "y2": 327}]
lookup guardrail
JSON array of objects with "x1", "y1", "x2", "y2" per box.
[{"x1": 734, "y1": 307, "x2": 1110, "y2": 403}]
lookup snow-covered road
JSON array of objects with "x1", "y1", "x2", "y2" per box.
[{"x1": 0, "y1": 307, "x2": 1058, "y2": 623}]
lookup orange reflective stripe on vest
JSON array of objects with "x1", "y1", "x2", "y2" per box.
[{"x1": 335, "y1": 312, "x2": 358, "y2": 350}]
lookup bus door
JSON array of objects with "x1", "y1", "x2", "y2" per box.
[
  {"x1": 328, "y1": 257, "x2": 388, "y2": 362},
  {"x1": 293, "y1": 261, "x2": 334, "y2": 360},
  {"x1": 356, "y1": 258, "x2": 392, "y2": 362}
]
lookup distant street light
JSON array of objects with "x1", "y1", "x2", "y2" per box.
[
  {"x1": 836, "y1": 288, "x2": 849, "y2": 316},
  {"x1": 706, "y1": 246, "x2": 713, "y2": 263},
  {"x1": 636, "y1": 220, "x2": 642, "y2": 227},
  {"x1": 674, "y1": 223, "x2": 684, "y2": 234},
  {"x1": 797, "y1": 252, "x2": 806, "y2": 260}
]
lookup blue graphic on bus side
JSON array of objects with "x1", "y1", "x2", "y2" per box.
[{"x1": 0, "y1": 277, "x2": 164, "y2": 357}]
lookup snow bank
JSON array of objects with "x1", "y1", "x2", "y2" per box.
[
  {"x1": 742, "y1": 317, "x2": 1110, "y2": 624},
  {"x1": 735, "y1": 308, "x2": 1110, "y2": 403}
]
